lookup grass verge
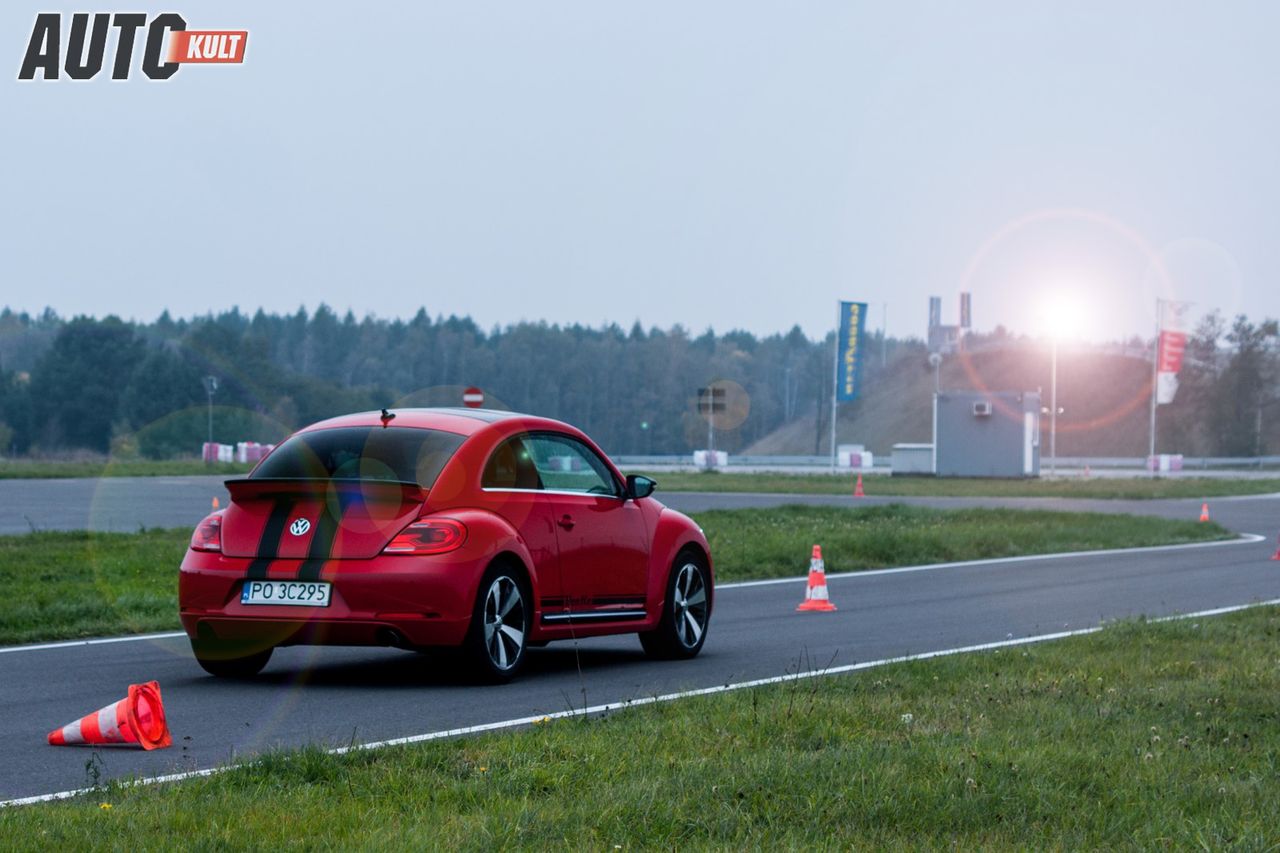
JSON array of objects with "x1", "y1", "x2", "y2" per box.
[
  {"x1": 4, "y1": 606, "x2": 1277, "y2": 847},
  {"x1": 0, "y1": 507, "x2": 1231, "y2": 645},
  {"x1": 0, "y1": 460, "x2": 251, "y2": 479},
  {"x1": 0, "y1": 530, "x2": 184, "y2": 645},
  {"x1": 697, "y1": 504, "x2": 1230, "y2": 581},
  {"x1": 636, "y1": 470, "x2": 1280, "y2": 499}
]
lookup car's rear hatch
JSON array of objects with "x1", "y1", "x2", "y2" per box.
[
  {"x1": 218, "y1": 424, "x2": 465, "y2": 561},
  {"x1": 220, "y1": 478, "x2": 426, "y2": 560}
]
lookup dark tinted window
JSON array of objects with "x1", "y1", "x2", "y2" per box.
[
  {"x1": 482, "y1": 436, "x2": 543, "y2": 489},
  {"x1": 252, "y1": 427, "x2": 464, "y2": 488}
]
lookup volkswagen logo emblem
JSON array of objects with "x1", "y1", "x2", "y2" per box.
[{"x1": 289, "y1": 518, "x2": 312, "y2": 536}]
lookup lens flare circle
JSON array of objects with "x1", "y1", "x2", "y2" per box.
[{"x1": 953, "y1": 207, "x2": 1171, "y2": 437}]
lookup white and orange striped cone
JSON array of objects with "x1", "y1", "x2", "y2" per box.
[
  {"x1": 854, "y1": 473, "x2": 866, "y2": 498},
  {"x1": 1199, "y1": 503, "x2": 1210, "y2": 523},
  {"x1": 797, "y1": 545, "x2": 837, "y2": 612},
  {"x1": 48, "y1": 681, "x2": 171, "y2": 750}
]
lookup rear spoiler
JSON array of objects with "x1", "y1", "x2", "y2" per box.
[{"x1": 224, "y1": 478, "x2": 427, "y2": 503}]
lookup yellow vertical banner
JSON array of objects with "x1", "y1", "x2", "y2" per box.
[{"x1": 836, "y1": 301, "x2": 867, "y2": 402}]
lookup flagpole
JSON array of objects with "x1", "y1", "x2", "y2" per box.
[
  {"x1": 1148, "y1": 298, "x2": 1161, "y2": 475},
  {"x1": 830, "y1": 301, "x2": 839, "y2": 471}
]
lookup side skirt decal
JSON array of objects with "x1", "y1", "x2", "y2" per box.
[{"x1": 541, "y1": 610, "x2": 647, "y2": 624}]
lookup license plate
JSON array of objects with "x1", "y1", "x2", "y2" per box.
[{"x1": 240, "y1": 580, "x2": 332, "y2": 607}]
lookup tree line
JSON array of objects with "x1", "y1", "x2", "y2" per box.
[
  {"x1": 0, "y1": 307, "x2": 1274, "y2": 460},
  {"x1": 1156, "y1": 312, "x2": 1279, "y2": 457},
  {"x1": 0, "y1": 307, "x2": 875, "y2": 458}
]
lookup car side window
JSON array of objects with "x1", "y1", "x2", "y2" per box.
[
  {"x1": 524, "y1": 434, "x2": 621, "y2": 497},
  {"x1": 481, "y1": 436, "x2": 543, "y2": 490}
]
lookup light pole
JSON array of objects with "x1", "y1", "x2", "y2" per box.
[
  {"x1": 1040, "y1": 290, "x2": 1080, "y2": 477},
  {"x1": 1049, "y1": 338, "x2": 1057, "y2": 476},
  {"x1": 202, "y1": 375, "x2": 218, "y2": 453},
  {"x1": 928, "y1": 352, "x2": 942, "y2": 475}
]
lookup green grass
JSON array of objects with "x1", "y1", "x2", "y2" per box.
[
  {"x1": 0, "y1": 507, "x2": 1231, "y2": 645},
  {"x1": 637, "y1": 469, "x2": 1280, "y2": 499},
  {"x1": 696, "y1": 505, "x2": 1230, "y2": 581},
  {"x1": 5, "y1": 606, "x2": 1278, "y2": 848},
  {"x1": 0, "y1": 459, "x2": 251, "y2": 479},
  {"x1": 0, "y1": 530, "x2": 187, "y2": 645}
]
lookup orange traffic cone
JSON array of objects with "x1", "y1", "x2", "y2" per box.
[
  {"x1": 48, "y1": 682, "x2": 171, "y2": 750},
  {"x1": 1199, "y1": 503, "x2": 1210, "y2": 523},
  {"x1": 797, "y1": 545, "x2": 837, "y2": 612},
  {"x1": 212, "y1": 496, "x2": 220, "y2": 510},
  {"x1": 1270, "y1": 532, "x2": 1280, "y2": 561},
  {"x1": 854, "y1": 473, "x2": 866, "y2": 498}
]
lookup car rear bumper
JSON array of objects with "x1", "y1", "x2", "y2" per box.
[{"x1": 178, "y1": 549, "x2": 481, "y2": 648}]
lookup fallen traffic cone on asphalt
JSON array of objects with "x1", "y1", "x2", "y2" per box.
[
  {"x1": 1199, "y1": 503, "x2": 1210, "y2": 523},
  {"x1": 854, "y1": 473, "x2": 866, "y2": 498},
  {"x1": 797, "y1": 545, "x2": 837, "y2": 612},
  {"x1": 48, "y1": 681, "x2": 171, "y2": 750}
]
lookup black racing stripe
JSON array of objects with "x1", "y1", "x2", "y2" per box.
[
  {"x1": 246, "y1": 499, "x2": 293, "y2": 580},
  {"x1": 296, "y1": 492, "x2": 346, "y2": 581}
]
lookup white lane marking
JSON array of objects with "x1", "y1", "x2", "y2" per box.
[
  {"x1": 0, "y1": 631, "x2": 186, "y2": 655},
  {"x1": 5, "y1": 596, "x2": 1279, "y2": 809},
  {"x1": 718, "y1": 533, "x2": 1267, "y2": 589},
  {"x1": 1194, "y1": 491, "x2": 1280, "y2": 502},
  {"x1": 0, "y1": 533, "x2": 1267, "y2": 654}
]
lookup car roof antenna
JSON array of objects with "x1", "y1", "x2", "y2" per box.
[{"x1": 380, "y1": 408, "x2": 396, "y2": 426}]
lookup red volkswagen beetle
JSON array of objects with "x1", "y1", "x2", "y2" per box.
[{"x1": 179, "y1": 408, "x2": 713, "y2": 681}]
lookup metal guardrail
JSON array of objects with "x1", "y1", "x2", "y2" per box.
[
  {"x1": 614, "y1": 454, "x2": 1280, "y2": 470},
  {"x1": 614, "y1": 455, "x2": 835, "y2": 467},
  {"x1": 1054, "y1": 456, "x2": 1280, "y2": 469}
]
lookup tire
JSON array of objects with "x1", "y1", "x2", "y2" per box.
[
  {"x1": 463, "y1": 562, "x2": 532, "y2": 683},
  {"x1": 640, "y1": 551, "x2": 711, "y2": 660},
  {"x1": 191, "y1": 637, "x2": 273, "y2": 678}
]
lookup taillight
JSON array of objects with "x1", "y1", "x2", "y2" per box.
[
  {"x1": 383, "y1": 518, "x2": 467, "y2": 555},
  {"x1": 190, "y1": 513, "x2": 223, "y2": 553}
]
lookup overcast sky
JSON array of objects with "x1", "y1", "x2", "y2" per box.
[{"x1": 3, "y1": 2, "x2": 1278, "y2": 342}]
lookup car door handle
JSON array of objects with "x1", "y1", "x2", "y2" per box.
[{"x1": 557, "y1": 514, "x2": 575, "y2": 530}]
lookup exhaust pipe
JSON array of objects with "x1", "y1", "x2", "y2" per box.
[{"x1": 375, "y1": 627, "x2": 410, "y2": 649}]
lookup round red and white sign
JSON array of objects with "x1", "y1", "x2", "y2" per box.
[{"x1": 463, "y1": 387, "x2": 484, "y2": 408}]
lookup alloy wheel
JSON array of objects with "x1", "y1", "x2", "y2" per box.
[
  {"x1": 482, "y1": 575, "x2": 526, "y2": 670},
  {"x1": 671, "y1": 562, "x2": 708, "y2": 649}
]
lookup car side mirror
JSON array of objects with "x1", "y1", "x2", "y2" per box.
[{"x1": 625, "y1": 474, "x2": 656, "y2": 500}]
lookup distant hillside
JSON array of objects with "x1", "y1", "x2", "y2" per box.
[{"x1": 744, "y1": 342, "x2": 1260, "y2": 457}]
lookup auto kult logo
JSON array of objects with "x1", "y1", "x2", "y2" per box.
[{"x1": 17, "y1": 12, "x2": 247, "y2": 80}]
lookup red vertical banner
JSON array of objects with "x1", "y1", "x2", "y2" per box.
[
  {"x1": 1155, "y1": 302, "x2": 1192, "y2": 405},
  {"x1": 1157, "y1": 330, "x2": 1186, "y2": 373}
]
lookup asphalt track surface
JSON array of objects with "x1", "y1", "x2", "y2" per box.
[{"x1": 1, "y1": 477, "x2": 1278, "y2": 803}]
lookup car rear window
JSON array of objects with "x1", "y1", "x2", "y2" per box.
[{"x1": 251, "y1": 427, "x2": 464, "y2": 488}]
